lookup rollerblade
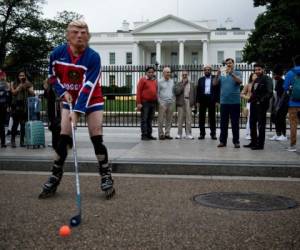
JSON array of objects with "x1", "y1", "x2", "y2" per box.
[
  {"x1": 101, "y1": 176, "x2": 115, "y2": 200},
  {"x1": 38, "y1": 165, "x2": 63, "y2": 199}
]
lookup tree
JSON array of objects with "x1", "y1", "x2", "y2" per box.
[
  {"x1": 1, "y1": 0, "x2": 82, "y2": 74},
  {"x1": 243, "y1": 0, "x2": 300, "y2": 69},
  {"x1": 0, "y1": 0, "x2": 46, "y2": 67}
]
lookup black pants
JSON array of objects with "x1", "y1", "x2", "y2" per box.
[
  {"x1": 250, "y1": 103, "x2": 268, "y2": 147},
  {"x1": 220, "y1": 104, "x2": 240, "y2": 145},
  {"x1": 0, "y1": 106, "x2": 7, "y2": 145},
  {"x1": 199, "y1": 96, "x2": 216, "y2": 137},
  {"x1": 140, "y1": 101, "x2": 156, "y2": 137},
  {"x1": 49, "y1": 119, "x2": 61, "y2": 151},
  {"x1": 11, "y1": 111, "x2": 26, "y2": 144},
  {"x1": 275, "y1": 107, "x2": 288, "y2": 136}
]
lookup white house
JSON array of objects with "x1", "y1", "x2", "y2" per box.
[{"x1": 89, "y1": 15, "x2": 251, "y2": 66}]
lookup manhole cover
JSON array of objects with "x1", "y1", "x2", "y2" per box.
[{"x1": 193, "y1": 192, "x2": 297, "y2": 211}]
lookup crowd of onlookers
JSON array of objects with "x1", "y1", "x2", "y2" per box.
[
  {"x1": 0, "y1": 69, "x2": 35, "y2": 148},
  {"x1": 0, "y1": 69, "x2": 60, "y2": 149},
  {"x1": 136, "y1": 56, "x2": 300, "y2": 152},
  {"x1": 1, "y1": 55, "x2": 300, "y2": 152}
]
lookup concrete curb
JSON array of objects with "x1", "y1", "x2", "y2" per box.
[{"x1": 1, "y1": 158, "x2": 299, "y2": 177}]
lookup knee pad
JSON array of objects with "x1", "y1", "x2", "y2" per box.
[
  {"x1": 91, "y1": 135, "x2": 108, "y2": 164},
  {"x1": 91, "y1": 135, "x2": 111, "y2": 176},
  {"x1": 54, "y1": 134, "x2": 72, "y2": 166}
]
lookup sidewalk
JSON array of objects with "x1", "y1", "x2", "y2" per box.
[{"x1": 0, "y1": 127, "x2": 299, "y2": 177}]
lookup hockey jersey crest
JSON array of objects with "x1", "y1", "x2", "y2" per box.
[{"x1": 49, "y1": 44, "x2": 104, "y2": 114}]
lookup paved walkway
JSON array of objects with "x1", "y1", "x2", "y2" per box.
[
  {"x1": 1, "y1": 172, "x2": 300, "y2": 249},
  {"x1": 0, "y1": 127, "x2": 299, "y2": 177}
]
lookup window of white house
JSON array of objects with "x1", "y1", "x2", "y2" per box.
[
  {"x1": 126, "y1": 52, "x2": 132, "y2": 65},
  {"x1": 191, "y1": 52, "x2": 198, "y2": 65},
  {"x1": 109, "y1": 52, "x2": 115, "y2": 65},
  {"x1": 151, "y1": 53, "x2": 156, "y2": 64},
  {"x1": 235, "y1": 50, "x2": 243, "y2": 63},
  {"x1": 109, "y1": 75, "x2": 115, "y2": 86},
  {"x1": 217, "y1": 51, "x2": 224, "y2": 64},
  {"x1": 171, "y1": 52, "x2": 178, "y2": 65}
]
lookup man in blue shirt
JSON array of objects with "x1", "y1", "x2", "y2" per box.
[
  {"x1": 284, "y1": 55, "x2": 300, "y2": 152},
  {"x1": 213, "y1": 58, "x2": 242, "y2": 148}
]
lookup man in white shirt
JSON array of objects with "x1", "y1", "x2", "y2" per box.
[{"x1": 157, "y1": 67, "x2": 175, "y2": 140}]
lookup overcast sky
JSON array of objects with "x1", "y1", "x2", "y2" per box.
[{"x1": 42, "y1": 0, "x2": 265, "y2": 32}]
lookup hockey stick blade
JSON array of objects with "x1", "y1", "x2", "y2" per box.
[{"x1": 70, "y1": 214, "x2": 81, "y2": 227}]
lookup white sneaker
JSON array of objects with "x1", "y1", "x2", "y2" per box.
[
  {"x1": 287, "y1": 145, "x2": 297, "y2": 152},
  {"x1": 175, "y1": 134, "x2": 182, "y2": 139},
  {"x1": 185, "y1": 134, "x2": 194, "y2": 140},
  {"x1": 245, "y1": 135, "x2": 251, "y2": 140},
  {"x1": 276, "y1": 135, "x2": 288, "y2": 141},
  {"x1": 269, "y1": 135, "x2": 279, "y2": 141}
]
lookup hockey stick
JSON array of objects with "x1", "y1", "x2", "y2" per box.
[{"x1": 69, "y1": 103, "x2": 81, "y2": 227}]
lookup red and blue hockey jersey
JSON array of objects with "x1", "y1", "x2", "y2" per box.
[{"x1": 49, "y1": 44, "x2": 104, "y2": 114}]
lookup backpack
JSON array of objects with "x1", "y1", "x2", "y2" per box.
[{"x1": 291, "y1": 73, "x2": 300, "y2": 101}]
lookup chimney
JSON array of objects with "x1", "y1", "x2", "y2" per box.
[
  {"x1": 225, "y1": 17, "x2": 233, "y2": 30},
  {"x1": 122, "y1": 20, "x2": 130, "y2": 32}
]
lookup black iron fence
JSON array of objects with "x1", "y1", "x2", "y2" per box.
[{"x1": 6, "y1": 64, "x2": 278, "y2": 129}]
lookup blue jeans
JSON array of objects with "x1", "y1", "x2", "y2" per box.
[
  {"x1": 220, "y1": 104, "x2": 240, "y2": 145},
  {"x1": 141, "y1": 101, "x2": 156, "y2": 137}
]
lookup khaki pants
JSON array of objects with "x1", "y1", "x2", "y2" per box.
[
  {"x1": 158, "y1": 102, "x2": 173, "y2": 137},
  {"x1": 288, "y1": 107, "x2": 300, "y2": 146},
  {"x1": 177, "y1": 99, "x2": 192, "y2": 136}
]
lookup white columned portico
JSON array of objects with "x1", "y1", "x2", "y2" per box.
[
  {"x1": 179, "y1": 40, "x2": 185, "y2": 65},
  {"x1": 202, "y1": 40, "x2": 208, "y2": 65},
  {"x1": 155, "y1": 40, "x2": 162, "y2": 64},
  {"x1": 133, "y1": 41, "x2": 140, "y2": 65}
]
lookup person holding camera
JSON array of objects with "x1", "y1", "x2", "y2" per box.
[
  {"x1": 10, "y1": 70, "x2": 35, "y2": 148},
  {"x1": 174, "y1": 71, "x2": 196, "y2": 139},
  {"x1": 213, "y1": 58, "x2": 242, "y2": 148}
]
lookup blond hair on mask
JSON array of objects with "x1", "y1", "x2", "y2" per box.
[{"x1": 67, "y1": 20, "x2": 90, "y2": 35}]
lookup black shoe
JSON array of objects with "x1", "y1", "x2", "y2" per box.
[
  {"x1": 148, "y1": 135, "x2": 157, "y2": 140},
  {"x1": 234, "y1": 143, "x2": 240, "y2": 148},
  {"x1": 11, "y1": 141, "x2": 16, "y2": 148},
  {"x1": 211, "y1": 136, "x2": 217, "y2": 140},
  {"x1": 159, "y1": 135, "x2": 165, "y2": 140},
  {"x1": 243, "y1": 143, "x2": 254, "y2": 148},
  {"x1": 164, "y1": 135, "x2": 173, "y2": 140},
  {"x1": 1, "y1": 144, "x2": 7, "y2": 148},
  {"x1": 217, "y1": 143, "x2": 226, "y2": 147},
  {"x1": 141, "y1": 135, "x2": 150, "y2": 141},
  {"x1": 20, "y1": 143, "x2": 26, "y2": 147},
  {"x1": 198, "y1": 135, "x2": 205, "y2": 140},
  {"x1": 38, "y1": 188, "x2": 57, "y2": 199},
  {"x1": 251, "y1": 145, "x2": 264, "y2": 150}
]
